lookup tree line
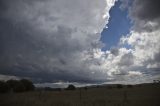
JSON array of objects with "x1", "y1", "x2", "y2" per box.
[{"x1": 0, "y1": 79, "x2": 35, "y2": 93}]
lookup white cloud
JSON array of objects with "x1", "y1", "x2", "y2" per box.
[
  {"x1": 128, "y1": 71, "x2": 142, "y2": 76},
  {"x1": 121, "y1": 30, "x2": 160, "y2": 68},
  {"x1": 0, "y1": 74, "x2": 19, "y2": 81}
]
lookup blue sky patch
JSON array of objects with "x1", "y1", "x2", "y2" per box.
[{"x1": 101, "y1": 1, "x2": 132, "y2": 51}]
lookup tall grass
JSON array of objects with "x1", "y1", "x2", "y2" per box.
[{"x1": 0, "y1": 83, "x2": 160, "y2": 106}]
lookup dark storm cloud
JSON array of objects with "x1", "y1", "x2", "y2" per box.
[
  {"x1": 0, "y1": 0, "x2": 115, "y2": 83},
  {"x1": 0, "y1": 18, "x2": 91, "y2": 83},
  {"x1": 131, "y1": 0, "x2": 160, "y2": 21},
  {"x1": 129, "y1": 0, "x2": 160, "y2": 31}
]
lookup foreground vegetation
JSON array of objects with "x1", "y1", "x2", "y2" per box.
[
  {"x1": 0, "y1": 82, "x2": 160, "y2": 106},
  {"x1": 0, "y1": 79, "x2": 35, "y2": 93}
]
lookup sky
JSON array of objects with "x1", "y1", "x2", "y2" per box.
[
  {"x1": 0, "y1": 0, "x2": 160, "y2": 87},
  {"x1": 101, "y1": 0, "x2": 131, "y2": 50}
]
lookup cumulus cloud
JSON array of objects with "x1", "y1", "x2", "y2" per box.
[
  {"x1": 118, "y1": 0, "x2": 160, "y2": 82},
  {"x1": 121, "y1": 0, "x2": 160, "y2": 70},
  {"x1": 0, "y1": 0, "x2": 116, "y2": 83},
  {"x1": 81, "y1": 0, "x2": 160, "y2": 84}
]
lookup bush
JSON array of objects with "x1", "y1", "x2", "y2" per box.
[
  {"x1": 6, "y1": 80, "x2": 25, "y2": 92},
  {"x1": 13, "y1": 82, "x2": 26, "y2": 92},
  {"x1": 44, "y1": 87, "x2": 54, "y2": 91},
  {"x1": 7, "y1": 79, "x2": 35, "y2": 92},
  {"x1": 84, "y1": 87, "x2": 88, "y2": 90},
  {"x1": 117, "y1": 84, "x2": 123, "y2": 89},
  {"x1": 20, "y1": 79, "x2": 35, "y2": 91},
  {"x1": 0, "y1": 81, "x2": 10, "y2": 93},
  {"x1": 127, "y1": 85, "x2": 133, "y2": 88},
  {"x1": 66, "y1": 84, "x2": 76, "y2": 90}
]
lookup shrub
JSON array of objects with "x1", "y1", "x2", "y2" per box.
[
  {"x1": 6, "y1": 79, "x2": 35, "y2": 92},
  {"x1": 127, "y1": 85, "x2": 133, "y2": 88},
  {"x1": 7, "y1": 80, "x2": 25, "y2": 92},
  {"x1": 66, "y1": 84, "x2": 76, "y2": 90},
  {"x1": 96, "y1": 85, "x2": 100, "y2": 88},
  {"x1": 84, "y1": 87, "x2": 88, "y2": 90},
  {"x1": 6, "y1": 80, "x2": 19, "y2": 88},
  {"x1": 20, "y1": 79, "x2": 35, "y2": 91},
  {"x1": 117, "y1": 84, "x2": 123, "y2": 89},
  {"x1": 0, "y1": 81, "x2": 10, "y2": 93},
  {"x1": 13, "y1": 82, "x2": 25, "y2": 92},
  {"x1": 44, "y1": 87, "x2": 53, "y2": 91}
]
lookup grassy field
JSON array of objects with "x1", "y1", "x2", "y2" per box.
[{"x1": 0, "y1": 83, "x2": 160, "y2": 106}]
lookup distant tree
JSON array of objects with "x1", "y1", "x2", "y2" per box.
[
  {"x1": 127, "y1": 85, "x2": 133, "y2": 88},
  {"x1": 6, "y1": 80, "x2": 25, "y2": 92},
  {"x1": 84, "y1": 87, "x2": 88, "y2": 90},
  {"x1": 6, "y1": 79, "x2": 34, "y2": 92},
  {"x1": 6, "y1": 80, "x2": 18, "y2": 88},
  {"x1": 20, "y1": 79, "x2": 35, "y2": 91},
  {"x1": 96, "y1": 85, "x2": 100, "y2": 88},
  {"x1": 66, "y1": 84, "x2": 76, "y2": 90},
  {"x1": 117, "y1": 84, "x2": 123, "y2": 89},
  {"x1": 14, "y1": 82, "x2": 25, "y2": 92},
  {"x1": 153, "y1": 80, "x2": 160, "y2": 83},
  {"x1": 0, "y1": 81, "x2": 10, "y2": 93},
  {"x1": 44, "y1": 87, "x2": 53, "y2": 91}
]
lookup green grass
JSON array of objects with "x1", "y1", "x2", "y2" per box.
[{"x1": 0, "y1": 83, "x2": 160, "y2": 106}]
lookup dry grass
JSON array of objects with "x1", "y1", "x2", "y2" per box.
[{"x1": 0, "y1": 83, "x2": 160, "y2": 106}]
